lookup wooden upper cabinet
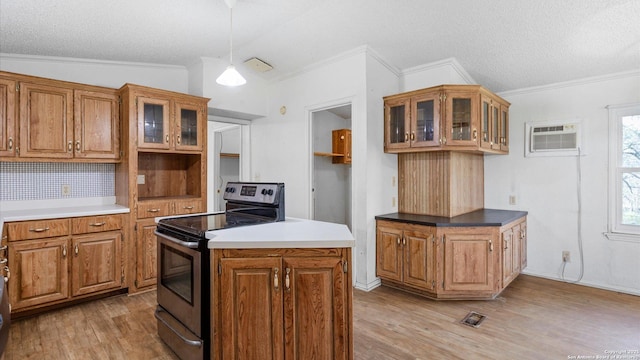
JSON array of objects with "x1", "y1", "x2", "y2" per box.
[
  {"x1": 137, "y1": 95, "x2": 205, "y2": 152},
  {"x1": 19, "y1": 82, "x2": 74, "y2": 159},
  {"x1": 74, "y1": 89, "x2": 120, "y2": 160},
  {"x1": 0, "y1": 77, "x2": 17, "y2": 157},
  {"x1": 384, "y1": 85, "x2": 509, "y2": 154}
]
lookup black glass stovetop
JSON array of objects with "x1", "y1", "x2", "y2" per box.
[{"x1": 156, "y1": 211, "x2": 276, "y2": 240}]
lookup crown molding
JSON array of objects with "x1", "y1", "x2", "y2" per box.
[
  {"x1": 401, "y1": 57, "x2": 476, "y2": 84},
  {"x1": 0, "y1": 52, "x2": 187, "y2": 70}
]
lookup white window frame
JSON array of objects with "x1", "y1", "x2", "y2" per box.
[{"x1": 606, "y1": 103, "x2": 640, "y2": 242}]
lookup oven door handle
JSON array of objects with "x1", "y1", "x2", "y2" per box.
[
  {"x1": 154, "y1": 308, "x2": 203, "y2": 348},
  {"x1": 155, "y1": 231, "x2": 200, "y2": 249}
]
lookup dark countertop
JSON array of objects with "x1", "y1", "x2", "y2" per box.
[{"x1": 375, "y1": 208, "x2": 528, "y2": 227}]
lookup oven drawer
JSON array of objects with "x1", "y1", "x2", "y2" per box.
[
  {"x1": 6, "y1": 218, "x2": 70, "y2": 240},
  {"x1": 156, "y1": 307, "x2": 203, "y2": 360},
  {"x1": 137, "y1": 201, "x2": 171, "y2": 219},
  {"x1": 72, "y1": 214, "x2": 123, "y2": 234}
]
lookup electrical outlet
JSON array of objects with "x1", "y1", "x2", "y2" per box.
[
  {"x1": 392, "y1": 176, "x2": 396, "y2": 187},
  {"x1": 562, "y1": 251, "x2": 570, "y2": 262},
  {"x1": 509, "y1": 195, "x2": 516, "y2": 205},
  {"x1": 392, "y1": 197, "x2": 396, "y2": 207},
  {"x1": 62, "y1": 184, "x2": 71, "y2": 196}
]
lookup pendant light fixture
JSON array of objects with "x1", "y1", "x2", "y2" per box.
[{"x1": 216, "y1": 0, "x2": 246, "y2": 86}]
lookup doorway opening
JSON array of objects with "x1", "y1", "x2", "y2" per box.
[
  {"x1": 209, "y1": 122, "x2": 242, "y2": 212},
  {"x1": 311, "y1": 104, "x2": 352, "y2": 229}
]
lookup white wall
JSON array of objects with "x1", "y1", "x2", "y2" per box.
[
  {"x1": 0, "y1": 53, "x2": 188, "y2": 92},
  {"x1": 486, "y1": 71, "x2": 640, "y2": 295}
]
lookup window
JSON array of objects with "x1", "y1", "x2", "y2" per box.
[{"x1": 608, "y1": 103, "x2": 640, "y2": 240}]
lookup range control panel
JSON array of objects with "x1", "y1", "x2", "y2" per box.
[{"x1": 223, "y1": 182, "x2": 284, "y2": 205}]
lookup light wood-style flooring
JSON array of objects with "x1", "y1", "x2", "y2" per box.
[{"x1": 4, "y1": 275, "x2": 640, "y2": 359}]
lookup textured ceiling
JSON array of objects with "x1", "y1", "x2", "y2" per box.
[{"x1": 1, "y1": 0, "x2": 638, "y2": 92}]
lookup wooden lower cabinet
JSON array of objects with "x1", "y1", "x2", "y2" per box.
[
  {"x1": 71, "y1": 231, "x2": 122, "y2": 297},
  {"x1": 376, "y1": 217, "x2": 526, "y2": 300},
  {"x1": 376, "y1": 224, "x2": 436, "y2": 291},
  {"x1": 6, "y1": 215, "x2": 126, "y2": 314},
  {"x1": 213, "y1": 248, "x2": 352, "y2": 360},
  {"x1": 135, "y1": 219, "x2": 158, "y2": 289},
  {"x1": 8, "y1": 237, "x2": 70, "y2": 310}
]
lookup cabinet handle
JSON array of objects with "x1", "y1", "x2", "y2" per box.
[
  {"x1": 404, "y1": 132, "x2": 409, "y2": 142},
  {"x1": 183, "y1": 206, "x2": 194, "y2": 210},
  {"x1": 410, "y1": 132, "x2": 415, "y2": 141},
  {"x1": 504, "y1": 240, "x2": 508, "y2": 250},
  {"x1": 3, "y1": 266, "x2": 10, "y2": 283},
  {"x1": 62, "y1": 245, "x2": 67, "y2": 258},
  {"x1": 397, "y1": 237, "x2": 400, "y2": 245},
  {"x1": 29, "y1": 227, "x2": 50, "y2": 233},
  {"x1": 0, "y1": 259, "x2": 6, "y2": 265},
  {"x1": 0, "y1": 245, "x2": 7, "y2": 252},
  {"x1": 8, "y1": 137, "x2": 12, "y2": 150},
  {"x1": 521, "y1": 230, "x2": 526, "y2": 239},
  {"x1": 402, "y1": 237, "x2": 406, "y2": 246},
  {"x1": 274, "y1": 268, "x2": 279, "y2": 290},
  {"x1": 165, "y1": 134, "x2": 169, "y2": 143},
  {"x1": 177, "y1": 135, "x2": 181, "y2": 145},
  {"x1": 89, "y1": 222, "x2": 106, "y2": 227},
  {"x1": 473, "y1": 129, "x2": 477, "y2": 140},
  {"x1": 75, "y1": 140, "x2": 80, "y2": 151},
  {"x1": 74, "y1": 244, "x2": 79, "y2": 255},
  {"x1": 489, "y1": 240, "x2": 493, "y2": 252},
  {"x1": 68, "y1": 141, "x2": 73, "y2": 152},
  {"x1": 285, "y1": 268, "x2": 291, "y2": 291},
  {"x1": 147, "y1": 209, "x2": 161, "y2": 213}
]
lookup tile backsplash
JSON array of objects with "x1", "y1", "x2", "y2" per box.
[{"x1": 0, "y1": 162, "x2": 115, "y2": 201}]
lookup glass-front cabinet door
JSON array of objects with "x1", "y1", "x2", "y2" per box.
[
  {"x1": 384, "y1": 98, "x2": 411, "y2": 151},
  {"x1": 138, "y1": 96, "x2": 170, "y2": 150},
  {"x1": 491, "y1": 103, "x2": 501, "y2": 150},
  {"x1": 410, "y1": 93, "x2": 440, "y2": 148},
  {"x1": 500, "y1": 105, "x2": 509, "y2": 151},
  {"x1": 444, "y1": 91, "x2": 477, "y2": 147},
  {"x1": 480, "y1": 94, "x2": 493, "y2": 150},
  {"x1": 175, "y1": 100, "x2": 203, "y2": 151}
]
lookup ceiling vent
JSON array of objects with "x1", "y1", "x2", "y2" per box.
[
  {"x1": 244, "y1": 57, "x2": 273, "y2": 72},
  {"x1": 525, "y1": 121, "x2": 583, "y2": 157}
]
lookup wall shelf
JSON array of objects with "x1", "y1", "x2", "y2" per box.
[{"x1": 314, "y1": 129, "x2": 351, "y2": 164}]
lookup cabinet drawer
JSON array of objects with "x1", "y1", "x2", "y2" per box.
[
  {"x1": 72, "y1": 214, "x2": 123, "y2": 234},
  {"x1": 137, "y1": 201, "x2": 170, "y2": 219},
  {"x1": 173, "y1": 199, "x2": 202, "y2": 215},
  {"x1": 6, "y1": 218, "x2": 70, "y2": 240}
]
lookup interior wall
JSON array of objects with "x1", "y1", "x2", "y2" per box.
[
  {"x1": 0, "y1": 53, "x2": 188, "y2": 92},
  {"x1": 312, "y1": 110, "x2": 351, "y2": 226},
  {"x1": 486, "y1": 71, "x2": 640, "y2": 295}
]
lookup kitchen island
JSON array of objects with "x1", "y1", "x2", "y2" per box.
[
  {"x1": 376, "y1": 209, "x2": 527, "y2": 300},
  {"x1": 208, "y1": 218, "x2": 354, "y2": 360}
]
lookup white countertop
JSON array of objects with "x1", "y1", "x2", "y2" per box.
[
  {"x1": 207, "y1": 217, "x2": 355, "y2": 249},
  {"x1": 0, "y1": 202, "x2": 130, "y2": 235}
]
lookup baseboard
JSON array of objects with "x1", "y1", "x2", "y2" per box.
[
  {"x1": 521, "y1": 270, "x2": 640, "y2": 297},
  {"x1": 354, "y1": 278, "x2": 382, "y2": 292}
]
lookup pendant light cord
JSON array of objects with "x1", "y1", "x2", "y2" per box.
[{"x1": 228, "y1": 8, "x2": 234, "y2": 65}]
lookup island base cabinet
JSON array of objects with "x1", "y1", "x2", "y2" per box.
[{"x1": 214, "y1": 248, "x2": 353, "y2": 360}]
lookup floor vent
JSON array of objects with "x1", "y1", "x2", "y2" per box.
[{"x1": 461, "y1": 311, "x2": 486, "y2": 328}]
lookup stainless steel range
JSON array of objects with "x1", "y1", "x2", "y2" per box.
[{"x1": 154, "y1": 182, "x2": 285, "y2": 360}]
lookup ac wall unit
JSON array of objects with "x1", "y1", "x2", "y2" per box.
[{"x1": 525, "y1": 121, "x2": 583, "y2": 157}]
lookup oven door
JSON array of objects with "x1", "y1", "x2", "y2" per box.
[{"x1": 156, "y1": 231, "x2": 202, "y2": 336}]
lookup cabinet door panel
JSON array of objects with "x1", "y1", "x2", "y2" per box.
[
  {"x1": 520, "y1": 222, "x2": 527, "y2": 269},
  {"x1": 410, "y1": 93, "x2": 440, "y2": 147},
  {"x1": 283, "y1": 256, "x2": 348, "y2": 360},
  {"x1": 501, "y1": 228, "x2": 515, "y2": 286},
  {"x1": 376, "y1": 226, "x2": 403, "y2": 281},
  {"x1": 74, "y1": 89, "x2": 120, "y2": 160},
  {"x1": 445, "y1": 91, "x2": 478, "y2": 147},
  {"x1": 8, "y1": 237, "x2": 70, "y2": 310},
  {"x1": 135, "y1": 221, "x2": 157, "y2": 289},
  {"x1": 384, "y1": 98, "x2": 411, "y2": 151},
  {"x1": 174, "y1": 100, "x2": 203, "y2": 151},
  {"x1": 19, "y1": 82, "x2": 74, "y2": 158},
  {"x1": 72, "y1": 232, "x2": 122, "y2": 297},
  {"x1": 137, "y1": 96, "x2": 170, "y2": 150},
  {"x1": 403, "y1": 231, "x2": 436, "y2": 290},
  {"x1": 443, "y1": 233, "x2": 494, "y2": 292},
  {"x1": 0, "y1": 77, "x2": 17, "y2": 157},
  {"x1": 220, "y1": 257, "x2": 283, "y2": 360}
]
